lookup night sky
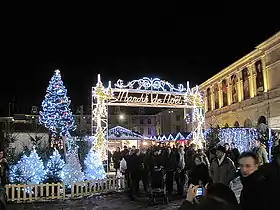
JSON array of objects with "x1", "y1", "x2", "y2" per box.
[{"x1": 1, "y1": 14, "x2": 279, "y2": 116}]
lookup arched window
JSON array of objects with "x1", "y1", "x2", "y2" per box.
[
  {"x1": 257, "y1": 116, "x2": 267, "y2": 125},
  {"x1": 242, "y1": 67, "x2": 250, "y2": 100},
  {"x1": 206, "y1": 88, "x2": 211, "y2": 111},
  {"x1": 222, "y1": 79, "x2": 228, "y2": 107},
  {"x1": 224, "y1": 123, "x2": 229, "y2": 128},
  {"x1": 244, "y1": 118, "x2": 252, "y2": 128},
  {"x1": 234, "y1": 121, "x2": 239, "y2": 127},
  {"x1": 255, "y1": 60, "x2": 264, "y2": 95},
  {"x1": 231, "y1": 74, "x2": 238, "y2": 104},
  {"x1": 214, "y1": 84, "x2": 219, "y2": 109}
]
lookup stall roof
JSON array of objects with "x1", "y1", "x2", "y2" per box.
[{"x1": 108, "y1": 126, "x2": 148, "y2": 140}]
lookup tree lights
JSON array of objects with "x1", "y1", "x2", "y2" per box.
[{"x1": 39, "y1": 69, "x2": 76, "y2": 148}]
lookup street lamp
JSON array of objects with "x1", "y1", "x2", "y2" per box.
[{"x1": 119, "y1": 114, "x2": 125, "y2": 120}]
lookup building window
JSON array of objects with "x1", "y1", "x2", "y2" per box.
[
  {"x1": 176, "y1": 125, "x2": 180, "y2": 132},
  {"x1": 148, "y1": 127, "x2": 151, "y2": 135},
  {"x1": 176, "y1": 115, "x2": 180, "y2": 121},
  {"x1": 148, "y1": 118, "x2": 151, "y2": 124},
  {"x1": 140, "y1": 127, "x2": 144, "y2": 134},
  {"x1": 140, "y1": 119, "x2": 144, "y2": 124}
]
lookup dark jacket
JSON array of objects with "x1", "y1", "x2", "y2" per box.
[
  {"x1": 189, "y1": 163, "x2": 210, "y2": 186},
  {"x1": 163, "y1": 151, "x2": 176, "y2": 171},
  {"x1": 240, "y1": 170, "x2": 270, "y2": 210},
  {"x1": 127, "y1": 154, "x2": 142, "y2": 179},
  {"x1": 259, "y1": 161, "x2": 280, "y2": 209}
]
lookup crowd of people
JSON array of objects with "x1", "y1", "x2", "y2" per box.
[{"x1": 112, "y1": 138, "x2": 280, "y2": 210}]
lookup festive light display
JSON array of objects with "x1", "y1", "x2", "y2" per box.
[
  {"x1": 92, "y1": 75, "x2": 205, "y2": 153},
  {"x1": 10, "y1": 147, "x2": 46, "y2": 184},
  {"x1": 39, "y1": 70, "x2": 76, "y2": 147},
  {"x1": 61, "y1": 148, "x2": 84, "y2": 188},
  {"x1": 92, "y1": 75, "x2": 113, "y2": 160},
  {"x1": 84, "y1": 149, "x2": 106, "y2": 181},
  {"x1": 45, "y1": 148, "x2": 65, "y2": 183},
  {"x1": 151, "y1": 132, "x2": 189, "y2": 141},
  {"x1": 108, "y1": 126, "x2": 147, "y2": 140},
  {"x1": 204, "y1": 128, "x2": 258, "y2": 152}
]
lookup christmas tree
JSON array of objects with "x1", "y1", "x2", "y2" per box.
[
  {"x1": 10, "y1": 148, "x2": 46, "y2": 184},
  {"x1": 84, "y1": 149, "x2": 106, "y2": 181},
  {"x1": 61, "y1": 148, "x2": 84, "y2": 188},
  {"x1": 205, "y1": 127, "x2": 220, "y2": 149},
  {"x1": 39, "y1": 69, "x2": 76, "y2": 139},
  {"x1": 44, "y1": 148, "x2": 65, "y2": 183}
]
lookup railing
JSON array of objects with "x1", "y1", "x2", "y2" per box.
[
  {"x1": 71, "y1": 177, "x2": 125, "y2": 198},
  {"x1": 5, "y1": 183, "x2": 65, "y2": 203},
  {"x1": 4, "y1": 176, "x2": 125, "y2": 203}
]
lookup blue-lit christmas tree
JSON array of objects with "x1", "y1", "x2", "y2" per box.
[
  {"x1": 61, "y1": 148, "x2": 84, "y2": 188},
  {"x1": 10, "y1": 147, "x2": 46, "y2": 184},
  {"x1": 39, "y1": 69, "x2": 76, "y2": 148},
  {"x1": 84, "y1": 149, "x2": 106, "y2": 181},
  {"x1": 44, "y1": 148, "x2": 65, "y2": 183}
]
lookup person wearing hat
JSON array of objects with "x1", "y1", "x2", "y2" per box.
[{"x1": 209, "y1": 145, "x2": 236, "y2": 186}]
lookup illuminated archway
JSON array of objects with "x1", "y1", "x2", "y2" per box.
[{"x1": 92, "y1": 75, "x2": 205, "y2": 160}]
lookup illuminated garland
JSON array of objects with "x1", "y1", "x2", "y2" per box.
[
  {"x1": 92, "y1": 75, "x2": 114, "y2": 160},
  {"x1": 93, "y1": 75, "x2": 205, "y2": 151},
  {"x1": 39, "y1": 69, "x2": 76, "y2": 147}
]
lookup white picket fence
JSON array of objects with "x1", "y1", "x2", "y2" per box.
[{"x1": 4, "y1": 176, "x2": 125, "y2": 203}]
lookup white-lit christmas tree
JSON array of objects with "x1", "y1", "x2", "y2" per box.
[
  {"x1": 84, "y1": 149, "x2": 106, "y2": 181},
  {"x1": 45, "y1": 148, "x2": 65, "y2": 183},
  {"x1": 10, "y1": 147, "x2": 46, "y2": 184},
  {"x1": 61, "y1": 148, "x2": 84, "y2": 188},
  {"x1": 39, "y1": 69, "x2": 76, "y2": 149}
]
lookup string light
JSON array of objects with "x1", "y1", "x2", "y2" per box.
[
  {"x1": 39, "y1": 69, "x2": 76, "y2": 147},
  {"x1": 93, "y1": 75, "x2": 205, "y2": 152},
  {"x1": 84, "y1": 149, "x2": 106, "y2": 181},
  {"x1": 61, "y1": 148, "x2": 84, "y2": 188},
  {"x1": 10, "y1": 147, "x2": 45, "y2": 184},
  {"x1": 108, "y1": 126, "x2": 147, "y2": 139},
  {"x1": 45, "y1": 148, "x2": 65, "y2": 183}
]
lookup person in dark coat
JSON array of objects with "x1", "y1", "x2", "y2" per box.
[
  {"x1": 259, "y1": 145, "x2": 280, "y2": 209},
  {"x1": 0, "y1": 150, "x2": 8, "y2": 186},
  {"x1": 239, "y1": 151, "x2": 270, "y2": 210},
  {"x1": 126, "y1": 149, "x2": 142, "y2": 200},
  {"x1": 229, "y1": 143, "x2": 240, "y2": 167},
  {"x1": 186, "y1": 143, "x2": 197, "y2": 170},
  {"x1": 163, "y1": 147, "x2": 176, "y2": 195},
  {"x1": 189, "y1": 153, "x2": 210, "y2": 186},
  {"x1": 175, "y1": 145, "x2": 187, "y2": 196},
  {"x1": 112, "y1": 147, "x2": 122, "y2": 173}
]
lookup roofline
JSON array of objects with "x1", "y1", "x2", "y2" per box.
[{"x1": 199, "y1": 31, "x2": 280, "y2": 90}]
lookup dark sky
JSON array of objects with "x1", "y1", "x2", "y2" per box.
[{"x1": 1, "y1": 13, "x2": 279, "y2": 116}]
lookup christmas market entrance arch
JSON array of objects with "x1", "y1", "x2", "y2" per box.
[{"x1": 92, "y1": 74, "x2": 205, "y2": 160}]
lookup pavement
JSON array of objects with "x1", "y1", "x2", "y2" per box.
[
  {"x1": 6, "y1": 193, "x2": 184, "y2": 210},
  {"x1": 6, "y1": 178, "x2": 243, "y2": 210}
]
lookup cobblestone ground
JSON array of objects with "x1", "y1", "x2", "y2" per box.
[
  {"x1": 6, "y1": 181, "x2": 243, "y2": 210},
  {"x1": 6, "y1": 193, "x2": 183, "y2": 210}
]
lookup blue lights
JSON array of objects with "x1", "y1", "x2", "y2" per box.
[{"x1": 39, "y1": 69, "x2": 76, "y2": 137}]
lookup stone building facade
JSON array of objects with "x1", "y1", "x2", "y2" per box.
[{"x1": 199, "y1": 31, "x2": 280, "y2": 130}]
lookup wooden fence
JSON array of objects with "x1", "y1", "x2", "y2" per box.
[
  {"x1": 5, "y1": 176, "x2": 125, "y2": 203},
  {"x1": 4, "y1": 183, "x2": 65, "y2": 203},
  {"x1": 71, "y1": 176, "x2": 125, "y2": 198}
]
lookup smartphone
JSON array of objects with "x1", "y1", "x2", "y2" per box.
[{"x1": 196, "y1": 187, "x2": 203, "y2": 196}]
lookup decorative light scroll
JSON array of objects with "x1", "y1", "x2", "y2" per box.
[
  {"x1": 114, "y1": 77, "x2": 187, "y2": 92},
  {"x1": 92, "y1": 75, "x2": 205, "y2": 150}
]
